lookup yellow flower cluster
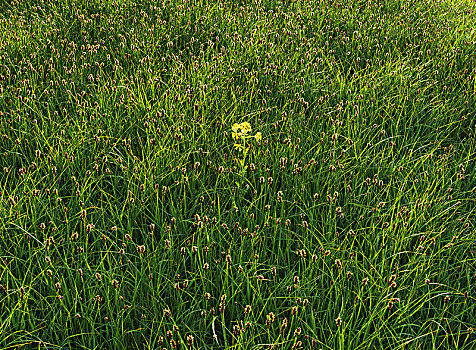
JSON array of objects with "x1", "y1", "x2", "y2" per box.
[
  {"x1": 232, "y1": 122, "x2": 252, "y2": 139},
  {"x1": 232, "y1": 122, "x2": 262, "y2": 141}
]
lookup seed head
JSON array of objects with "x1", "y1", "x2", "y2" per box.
[
  {"x1": 292, "y1": 306, "x2": 298, "y2": 316},
  {"x1": 233, "y1": 324, "x2": 241, "y2": 337},
  {"x1": 294, "y1": 326, "x2": 302, "y2": 337},
  {"x1": 280, "y1": 318, "x2": 288, "y2": 333},
  {"x1": 187, "y1": 334, "x2": 194, "y2": 347}
]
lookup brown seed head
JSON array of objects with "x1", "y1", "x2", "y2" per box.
[
  {"x1": 294, "y1": 327, "x2": 302, "y2": 337},
  {"x1": 292, "y1": 306, "x2": 298, "y2": 316},
  {"x1": 280, "y1": 318, "x2": 288, "y2": 333}
]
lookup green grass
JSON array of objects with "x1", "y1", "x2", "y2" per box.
[{"x1": 0, "y1": 0, "x2": 475, "y2": 348}]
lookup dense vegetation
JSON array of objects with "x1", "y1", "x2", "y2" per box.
[{"x1": 0, "y1": 0, "x2": 475, "y2": 348}]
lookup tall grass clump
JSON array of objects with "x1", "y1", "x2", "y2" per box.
[{"x1": 0, "y1": 0, "x2": 475, "y2": 348}]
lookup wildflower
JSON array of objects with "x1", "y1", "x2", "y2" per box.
[
  {"x1": 232, "y1": 122, "x2": 252, "y2": 140},
  {"x1": 232, "y1": 123, "x2": 242, "y2": 140},
  {"x1": 241, "y1": 122, "x2": 251, "y2": 133},
  {"x1": 255, "y1": 132, "x2": 262, "y2": 141}
]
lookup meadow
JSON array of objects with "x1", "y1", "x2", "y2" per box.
[{"x1": 0, "y1": 0, "x2": 476, "y2": 348}]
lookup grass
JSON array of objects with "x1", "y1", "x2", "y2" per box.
[{"x1": 0, "y1": 0, "x2": 475, "y2": 348}]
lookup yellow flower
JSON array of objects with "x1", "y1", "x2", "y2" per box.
[
  {"x1": 232, "y1": 123, "x2": 240, "y2": 132},
  {"x1": 255, "y1": 132, "x2": 262, "y2": 141},
  {"x1": 241, "y1": 122, "x2": 252, "y2": 134}
]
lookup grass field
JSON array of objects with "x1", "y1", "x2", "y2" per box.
[{"x1": 0, "y1": 0, "x2": 476, "y2": 348}]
